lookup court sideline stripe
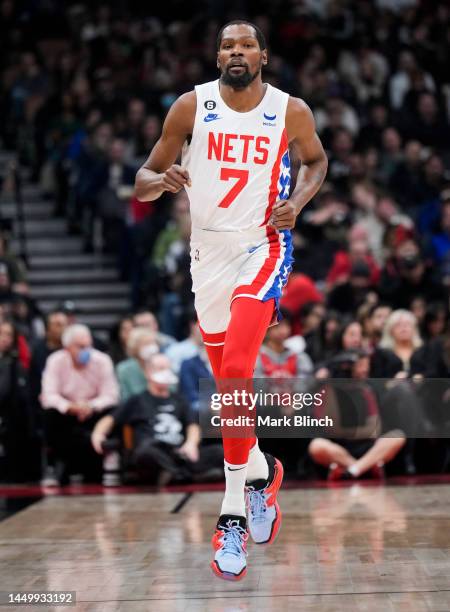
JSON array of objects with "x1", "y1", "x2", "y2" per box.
[
  {"x1": 81, "y1": 587, "x2": 450, "y2": 604},
  {"x1": 171, "y1": 492, "x2": 193, "y2": 513}
]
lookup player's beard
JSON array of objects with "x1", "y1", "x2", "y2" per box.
[{"x1": 221, "y1": 65, "x2": 260, "y2": 90}]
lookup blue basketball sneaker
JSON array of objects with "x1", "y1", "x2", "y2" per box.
[
  {"x1": 246, "y1": 453, "x2": 284, "y2": 544},
  {"x1": 211, "y1": 515, "x2": 248, "y2": 580}
]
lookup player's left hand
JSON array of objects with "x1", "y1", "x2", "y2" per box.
[{"x1": 269, "y1": 200, "x2": 298, "y2": 230}]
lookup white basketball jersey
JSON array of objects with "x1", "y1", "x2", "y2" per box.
[{"x1": 182, "y1": 79, "x2": 291, "y2": 232}]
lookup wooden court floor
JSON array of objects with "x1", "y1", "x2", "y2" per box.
[{"x1": 1, "y1": 485, "x2": 450, "y2": 611}]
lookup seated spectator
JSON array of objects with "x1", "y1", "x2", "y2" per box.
[
  {"x1": 326, "y1": 228, "x2": 380, "y2": 291},
  {"x1": 0, "y1": 318, "x2": 31, "y2": 481},
  {"x1": 389, "y1": 140, "x2": 427, "y2": 210},
  {"x1": 255, "y1": 311, "x2": 313, "y2": 379},
  {"x1": 337, "y1": 320, "x2": 366, "y2": 353},
  {"x1": 133, "y1": 309, "x2": 176, "y2": 351},
  {"x1": 0, "y1": 263, "x2": 15, "y2": 307},
  {"x1": 179, "y1": 338, "x2": 213, "y2": 413},
  {"x1": 29, "y1": 309, "x2": 69, "y2": 411},
  {"x1": 408, "y1": 328, "x2": 450, "y2": 446},
  {"x1": 150, "y1": 191, "x2": 191, "y2": 273},
  {"x1": 420, "y1": 302, "x2": 448, "y2": 342},
  {"x1": 357, "y1": 101, "x2": 389, "y2": 149},
  {"x1": 379, "y1": 238, "x2": 446, "y2": 309},
  {"x1": 299, "y1": 301, "x2": 326, "y2": 344},
  {"x1": 409, "y1": 296, "x2": 427, "y2": 327},
  {"x1": 305, "y1": 310, "x2": 342, "y2": 364},
  {"x1": 11, "y1": 293, "x2": 44, "y2": 343},
  {"x1": 309, "y1": 350, "x2": 406, "y2": 480},
  {"x1": 316, "y1": 319, "x2": 359, "y2": 371},
  {"x1": 379, "y1": 309, "x2": 423, "y2": 374},
  {"x1": 378, "y1": 127, "x2": 403, "y2": 183},
  {"x1": 291, "y1": 192, "x2": 347, "y2": 282},
  {"x1": 411, "y1": 327, "x2": 450, "y2": 378},
  {"x1": 91, "y1": 354, "x2": 222, "y2": 484},
  {"x1": 0, "y1": 231, "x2": 28, "y2": 291},
  {"x1": 327, "y1": 260, "x2": 377, "y2": 315},
  {"x1": 107, "y1": 314, "x2": 134, "y2": 365},
  {"x1": 166, "y1": 309, "x2": 202, "y2": 374},
  {"x1": 428, "y1": 196, "x2": 450, "y2": 276},
  {"x1": 40, "y1": 324, "x2": 119, "y2": 483},
  {"x1": 116, "y1": 328, "x2": 159, "y2": 402},
  {"x1": 279, "y1": 273, "x2": 324, "y2": 335},
  {"x1": 360, "y1": 303, "x2": 392, "y2": 348},
  {"x1": 96, "y1": 138, "x2": 136, "y2": 253},
  {"x1": 404, "y1": 93, "x2": 450, "y2": 151}
]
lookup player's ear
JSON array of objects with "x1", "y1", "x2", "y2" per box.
[
  {"x1": 262, "y1": 49, "x2": 268, "y2": 66},
  {"x1": 216, "y1": 51, "x2": 220, "y2": 69}
]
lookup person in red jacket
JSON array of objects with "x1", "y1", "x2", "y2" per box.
[{"x1": 326, "y1": 229, "x2": 380, "y2": 291}]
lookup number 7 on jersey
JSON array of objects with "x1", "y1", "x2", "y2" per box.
[{"x1": 218, "y1": 167, "x2": 249, "y2": 208}]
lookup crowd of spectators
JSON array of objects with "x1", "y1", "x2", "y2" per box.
[{"x1": 0, "y1": 1, "x2": 449, "y2": 483}]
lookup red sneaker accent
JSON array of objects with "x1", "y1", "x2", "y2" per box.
[
  {"x1": 265, "y1": 457, "x2": 284, "y2": 507},
  {"x1": 211, "y1": 529, "x2": 248, "y2": 553},
  {"x1": 211, "y1": 525, "x2": 248, "y2": 580},
  {"x1": 211, "y1": 529, "x2": 224, "y2": 551}
]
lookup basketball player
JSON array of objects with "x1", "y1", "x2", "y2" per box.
[{"x1": 135, "y1": 20, "x2": 327, "y2": 580}]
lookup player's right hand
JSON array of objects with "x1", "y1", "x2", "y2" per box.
[{"x1": 160, "y1": 164, "x2": 191, "y2": 193}]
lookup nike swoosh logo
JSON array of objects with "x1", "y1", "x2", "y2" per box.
[
  {"x1": 264, "y1": 112, "x2": 276, "y2": 120},
  {"x1": 227, "y1": 466, "x2": 245, "y2": 471},
  {"x1": 204, "y1": 113, "x2": 221, "y2": 122},
  {"x1": 248, "y1": 242, "x2": 264, "y2": 254}
]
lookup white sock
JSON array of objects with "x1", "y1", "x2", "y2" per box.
[
  {"x1": 220, "y1": 460, "x2": 248, "y2": 517},
  {"x1": 348, "y1": 464, "x2": 360, "y2": 477},
  {"x1": 246, "y1": 441, "x2": 269, "y2": 483}
]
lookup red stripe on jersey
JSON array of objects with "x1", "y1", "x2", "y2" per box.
[
  {"x1": 199, "y1": 326, "x2": 226, "y2": 343},
  {"x1": 230, "y1": 132, "x2": 287, "y2": 300},
  {"x1": 261, "y1": 128, "x2": 289, "y2": 227},
  {"x1": 231, "y1": 227, "x2": 281, "y2": 300}
]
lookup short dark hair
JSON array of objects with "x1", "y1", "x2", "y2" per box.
[
  {"x1": 45, "y1": 309, "x2": 67, "y2": 328},
  {"x1": 217, "y1": 20, "x2": 267, "y2": 51}
]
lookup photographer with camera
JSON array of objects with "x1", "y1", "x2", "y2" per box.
[{"x1": 380, "y1": 238, "x2": 446, "y2": 310}]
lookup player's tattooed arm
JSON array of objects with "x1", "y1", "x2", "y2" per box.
[
  {"x1": 135, "y1": 91, "x2": 196, "y2": 201},
  {"x1": 270, "y1": 98, "x2": 328, "y2": 230}
]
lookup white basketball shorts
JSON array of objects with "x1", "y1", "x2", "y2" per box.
[{"x1": 190, "y1": 226, "x2": 294, "y2": 346}]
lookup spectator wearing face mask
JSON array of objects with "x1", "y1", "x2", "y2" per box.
[
  {"x1": 91, "y1": 354, "x2": 222, "y2": 484},
  {"x1": 40, "y1": 323, "x2": 119, "y2": 483},
  {"x1": 115, "y1": 328, "x2": 160, "y2": 402}
]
